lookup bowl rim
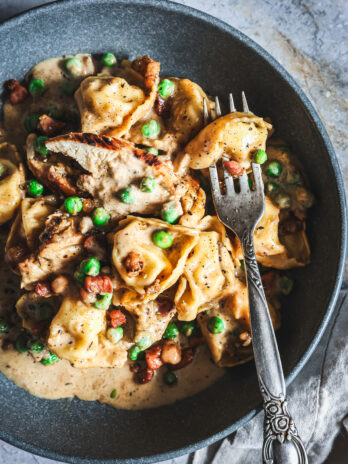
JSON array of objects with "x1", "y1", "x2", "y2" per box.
[{"x1": 0, "y1": 0, "x2": 347, "y2": 463}]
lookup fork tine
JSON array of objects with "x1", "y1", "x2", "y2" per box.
[
  {"x1": 241, "y1": 91, "x2": 250, "y2": 113},
  {"x1": 223, "y1": 164, "x2": 235, "y2": 195},
  {"x1": 215, "y1": 96, "x2": 222, "y2": 118},
  {"x1": 229, "y1": 93, "x2": 236, "y2": 112},
  {"x1": 203, "y1": 98, "x2": 209, "y2": 126},
  {"x1": 252, "y1": 163, "x2": 263, "y2": 191},
  {"x1": 209, "y1": 164, "x2": 221, "y2": 196},
  {"x1": 239, "y1": 171, "x2": 250, "y2": 192}
]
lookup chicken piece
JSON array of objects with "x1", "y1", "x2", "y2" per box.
[
  {"x1": 185, "y1": 112, "x2": 272, "y2": 169},
  {"x1": 75, "y1": 55, "x2": 160, "y2": 137},
  {"x1": 18, "y1": 212, "x2": 84, "y2": 290},
  {"x1": 46, "y1": 133, "x2": 184, "y2": 219}
]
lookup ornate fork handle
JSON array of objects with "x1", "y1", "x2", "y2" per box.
[{"x1": 240, "y1": 229, "x2": 308, "y2": 464}]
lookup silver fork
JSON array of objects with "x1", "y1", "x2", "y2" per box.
[{"x1": 205, "y1": 94, "x2": 308, "y2": 464}]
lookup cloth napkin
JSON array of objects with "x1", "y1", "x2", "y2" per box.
[{"x1": 167, "y1": 287, "x2": 348, "y2": 464}]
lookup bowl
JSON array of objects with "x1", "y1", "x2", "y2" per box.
[{"x1": 0, "y1": 1, "x2": 346, "y2": 463}]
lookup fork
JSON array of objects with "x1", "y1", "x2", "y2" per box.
[{"x1": 205, "y1": 94, "x2": 308, "y2": 464}]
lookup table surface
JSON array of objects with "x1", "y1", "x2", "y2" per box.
[{"x1": 0, "y1": 0, "x2": 347, "y2": 463}]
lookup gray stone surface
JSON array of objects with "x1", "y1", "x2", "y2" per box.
[{"x1": 0, "y1": 1, "x2": 347, "y2": 463}]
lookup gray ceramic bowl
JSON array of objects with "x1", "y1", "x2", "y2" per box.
[{"x1": 0, "y1": 1, "x2": 346, "y2": 463}]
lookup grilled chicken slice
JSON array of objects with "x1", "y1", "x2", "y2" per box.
[
  {"x1": 46, "y1": 133, "x2": 185, "y2": 219},
  {"x1": 18, "y1": 212, "x2": 84, "y2": 290}
]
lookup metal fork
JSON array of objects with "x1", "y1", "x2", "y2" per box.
[{"x1": 205, "y1": 94, "x2": 308, "y2": 464}]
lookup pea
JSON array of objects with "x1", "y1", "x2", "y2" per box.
[
  {"x1": 118, "y1": 186, "x2": 136, "y2": 204},
  {"x1": 74, "y1": 271, "x2": 85, "y2": 286},
  {"x1": 137, "y1": 336, "x2": 151, "y2": 351},
  {"x1": 180, "y1": 321, "x2": 196, "y2": 337},
  {"x1": 24, "y1": 114, "x2": 39, "y2": 133},
  {"x1": 152, "y1": 230, "x2": 173, "y2": 249},
  {"x1": 163, "y1": 370, "x2": 178, "y2": 386},
  {"x1": 15, "y1": 334, "x2": 28, "y2": 353},
  {"x1": 275, "y1": 192, "x2": 291, "y2": 209},
  {"x1": 28, "y1": 179, "x2": 44, "y2": 197},
  {"x1": 140, "y1": 177, "x2": 156, "y2": 193},
  {"x1": 102, "y1": 53, "x2": 117, "y2": 67},
  {"x1": 161, "y1": 203, "x2": 180, "y2": 224},
  {"x1": 41, "y1": 351, "x2": 59, "y2": 365},
  {"x1": 110, "y1": 388, "x2": 117, "y2": 399},
  {"x1": 163, "y1": 322, "x2": 179, "y2": 340},
  {"x1": 30, "y1": 340, "x2": 45, "y2": 353},
  {"x1": 34, "y1": 136, "x2": 49, "y2": 157},
  {"x1": 141, "y1": 120, "x2": 160, "y2": 139},
  {"x1": 60, "y1": 81, "x2": 78, "y2": 95},
  {"x1": 29, "y1": 78, "x2": 45, "y2": 96},
  {"x1": 0, "y1": 319, "x2": 9, "y2": 334},
  {"x1": 207, "y1": 316, "x2": 225, "y2": 334},
  {"x1": 47, "y1": 107, "x2": 65, "y2": 120},
  {"x1": 158, "y1": 79, "x2": 174, "y2": 99},
  {"x1": 144, "y1": 147, "x2": 159, "y2": 156},
  {"x1": 253, "y1": 149, "x2": 267, "y2": 164},
  {"x1": 92, "y1": 207, "x2": 109, "y2": 226},
  {"x1": 64, "y1": 57, "x2": 83, "y2": 78},
  {"x1": 35, "y1": 303, "x2": 52, "y2": 321},
  {"x1": 94, "y1": 293, "x2": 112, "y2": 310},
  {"x1": 278, "y1": 276, "x2": 293, "y2": 295},
  {"x1": 128, "y1": 345, "x2": 141, "y2": 360},
  {"x1": 266, "y1": 161, "x2": 283, "y2": 177},
  {"x1": 64, "y1": 196, "x2": 83, "y2": 215},
  {"x1": 80, "y1": 257, "x2": 100, "y2": 276},
  {"x1": 106, "y1": 327, "x2": 123, "y2": 343},
  {"x1": 265, "y1": 181, "x2": 279, "y2": 194}
]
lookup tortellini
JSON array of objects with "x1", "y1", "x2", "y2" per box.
[{"x1": 185, "y1": 112, "x2": 272, "y2": 169}]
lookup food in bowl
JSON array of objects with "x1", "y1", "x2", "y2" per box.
[{"x1": 0, "y1": 53, "x2": 313, "y2": 409}]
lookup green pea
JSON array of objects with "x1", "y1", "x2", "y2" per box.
[
  {"x1": 102, "y1": 53, "x2": 117, "y2": 67},
  {"x1": 92, "y1": 207, "x2": 109, "y2": 226},
  {"x1": 140, "y1": 177, "x2": 156, "y2": 193},
  {"x1": 265, "y1": 181, "x2": 279, "y2": 194},
  {"x1": 110, "y1": 388, "x2": 117, "y2": 399},
  {"x1": 137, "y1": 336, "x2": 151, "y2": 351},
  {"x1": 144, "y1": 147, "x2": 159, "y2": 156},
  {"x1": 0, "y1": 319, "x2": 9, "y2": 334},
  {"x1": 15, "y1": 334, "x2": 28, "y2": 353},
  {"x1": 180, "y1": 321, "x2": 196, "y2": 337},
  {"x1": 128, "y1": 345, "x2": 141, "y2": 360},
  {"x1": 106, "y1": 327, "x2": 123, "y2": 343},
  {"x1": 158, "y1": 79, "x2": 174, "y2": 99},
  {"x1": 163, "y1": 370, "x2": 178, "y2": 386},
  {"x1": 74, "y1": 271, "x2": 85, "y2": 286},
  {"x1": 118, "y1": 186, "x2": 136, "y2": 204},
  {"x1": 207, "y1": 316, "x2": 225, "y2": 334},
  {"x1": 41, "y1": 351, "x2": 59, "y2": 365},
  {"x1": 152, "y1": 230, "x2": 173, "y2": 249},
  {"x1": 278, "y1": 276, "x2": 293, "y2": 295},
  {"x1": 142, "y1": 120, "x2": 160, "y2": 138},
  {"x1": 64, "y1": 57, "x2": 83, "y2": 77},
  {"x1": 80, "y1": 257, "x2": 100, "y2": 276},
  {"x1": 161, "y1": 203, "x2": 180, "y2": 224},
  {"x1": 64, "y1": 196, "x2": 83, "y2": 215},
  {"x1": 94, "y1": 293, "x2": 112, "y2": 310},
  {"x1": 253, "y1": 149, "x2": 267, "y2": 164},
  {"x1": 34, "y1": 136, "x2": 49, "y2": 157},
  {"x1": 24, "y1": 114, "x2": 39, "y2": 133},
  {"x1": 266, "y1": 161, "x2": 283, "y2": 177},
  {"x1": 28, "y1": 179, "x2": 44, "y2": 197},
  {"x1": 275, "y1": 192, "x2": 291, "y2": 209},
  {"x1": 29, "y1": 78, "x2": 45, "y2": 96},
  {"x1": 47, "y1": 107, "x2": 65, "y2": 120},
  {"x1": 30, "y1": 340, "x2": 45, "y2": 353},
  {"x1": 35, "y1": 303, "x2": 52, "y2": 321},
  {"x1": 163, "y1": 322, "x2": 179, "y2": 340},
  {"x1": 60, "y1": 81, "x2": 78, "y2": 95}
]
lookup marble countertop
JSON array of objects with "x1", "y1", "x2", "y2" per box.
[{"x1": 0, "y1": 1, "x2": 347, "y2": 463}]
